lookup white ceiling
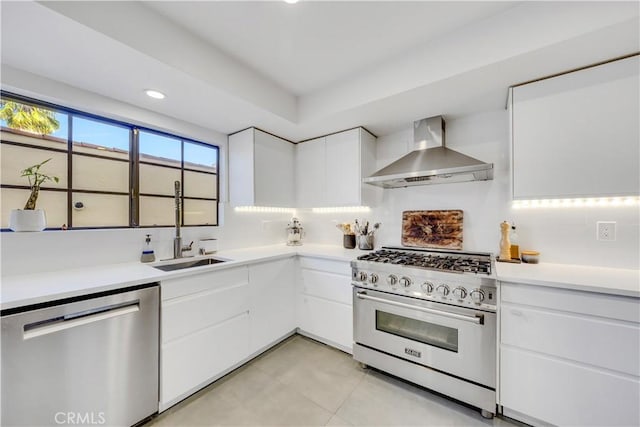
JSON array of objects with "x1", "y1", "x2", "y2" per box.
[
  {"x1": 1, "y1": 1, "x2": 638, "y2": 141},
  {"x1": 144, "y1": 1, "x2": 518, "y2": 95}
]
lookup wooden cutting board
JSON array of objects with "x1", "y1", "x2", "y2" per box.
[{"x1": 401, "y1": 210, "x2": 463, "y2": 250}]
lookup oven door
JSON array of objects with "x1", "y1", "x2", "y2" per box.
[{"x1": 353, "y1": 287, "x2": 496, "y2": 388}]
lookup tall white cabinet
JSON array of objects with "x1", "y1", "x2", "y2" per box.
[
  {"x1": 510, "y1": 55, "x2": 640, "y2": 200},
  {"x1": 228, "y1": 128, "x2": 295, "y2": 207},
  {"x1": 295, "y1": 127, "x2": 378, "y2": 208}
]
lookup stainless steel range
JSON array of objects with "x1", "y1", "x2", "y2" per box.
[{"x1": 351, "y1": 246, "x2": 497, "y2": 418}]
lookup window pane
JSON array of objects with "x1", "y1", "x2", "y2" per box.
[
  {"x1": 184, "y1": 142, "x2": 217, "y2": 173},
  {"x1": 0, "y1": 98, "x2": 68, "y2": 149},
  {"x1": 184, "y1": 199, "x2": 217, "y2": 225},
  {"x1": 183, "y1": 170, "x2": 217, "y2": 199},
  {"x1": 1, "y1": 188, "x2": 67, "y2": 229},
  {"x1": 73, "y1": 155, "x2": 128, "y2": 192},
  {"x1": 1, "y1": 145, "x2": 67, "y2": 188},
  {"x1": 139, "y1": 196, "x2": 174, "y2": 226},
  {"x1": 72, "y1": 117, "x2": 130, "y2": 156},
  {"x1": 139, "y1": 131, "x2": 181, "y2": 167},
  {"x1": 72, "y1": 193, "x2": 128, "y2": 227},
  {"x1": 376, "y1": 311, "x2": 459, "y2": 353},
  {"x1": 139, "y1": 164, "x2": 181, "y2": 196}
]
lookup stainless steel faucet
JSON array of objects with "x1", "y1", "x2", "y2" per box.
[{"x1": 173, "y1": 181, "x2": 193, "y2": 258}]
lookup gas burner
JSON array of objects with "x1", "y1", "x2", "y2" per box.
[
  {"x1": 357, "y1": 247, "x2": 492, "y2": 275},
  {"x1": 351, "y1": 246, "x2": 497, "y2": 311}
]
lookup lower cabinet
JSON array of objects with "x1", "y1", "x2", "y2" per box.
[
  {"x1": 499, "y1": 282, "x2": 640, "y2": 426},
  {"x1": 248, "y1": 257, "x2": 296, "y2": 354},
  {"x1": 159, "y1": 255, "x2": 353, "y2": 411},
  {"x1": 160, "y1": 267, "x2": 251, "y2": 409},
  {"x1": 297, "y1": 257, "x2": 353, "y2": 352}
]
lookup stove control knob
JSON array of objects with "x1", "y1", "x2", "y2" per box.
[
  {"x1": 387, "y1": 275, "x2": 398, "y2": 286},
  {"x1": 452, "y1": 287, "x2": 467, "y2": 300},
  {"x1": 399, "y1": 277, "x2": 412, "y2": 287},
  {"x1": 369, "y1": 273, "x2": 379, "y2": 285},
  {"x1": 358, "y1": 272, "x2": 368, "y2": 282},
  {"x1": 470, "y1": 289, "x2": 485, "y2": 304},
  {"x1": 436, "y1": 284, "x2": 450, "y2": 296},
  {"x1": 421, "y1": 281, "x2": 434, "y2": 294}
]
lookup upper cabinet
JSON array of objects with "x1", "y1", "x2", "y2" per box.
[
  {"x1": 296, "y1": 127, "x2": 378, "y2": 208},
  {"x1": 229, "y1": 128, "x2": 295, "y2": 207},
  {"x1": 510, "y1": 55, "x2": 640, "y2": 200}
]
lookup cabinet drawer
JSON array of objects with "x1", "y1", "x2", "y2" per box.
[
  {"x1": 297, "y1": 294, "x2": 352, "y2": 352},
  {"x1": 162, "y1": 282, "x2": 249, "y2": 343},
  {"x1": 501, "y1": 282, "x2": 640, "y2": 323},
  {"x1": 500, "y1": 346, "x2": 640, "y2": 427},
  {"x1": 299, "y1": 257, "x2": 350, "y2": 276},
  {"x1": 161, "y1": 312, "x2": 249, "y2": 406},
  {"x1": 300, "y1": 268, "x2": 351, "y2": 305},
  {"x1": 162, "y1": 266, "x2": 248, "y2": 300},
  {"x1": 502, "y1": 303, "x2": 640, "y2": 376}
]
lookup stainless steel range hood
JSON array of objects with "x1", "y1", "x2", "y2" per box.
[{"x1": 364, "y1": 116, "x2": 493, "y2": 188}]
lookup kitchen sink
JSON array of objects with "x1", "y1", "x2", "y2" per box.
[{"x1": 153, "y1": 257, "x2": 227, "y2": 272}]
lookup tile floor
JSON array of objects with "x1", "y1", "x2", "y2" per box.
[{"x1": 148, "y1": 335, "x2": 520, "y2": 427}]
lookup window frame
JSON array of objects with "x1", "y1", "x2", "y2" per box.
[{"x1": 0, "y1": 91, "x2": 220, "y2": 230}]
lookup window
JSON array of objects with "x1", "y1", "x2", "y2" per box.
[{"x1": 0, "y1": 92, "x2": 219, "y2": 229}]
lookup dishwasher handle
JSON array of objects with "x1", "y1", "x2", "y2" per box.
[{"x1": 23, "y1": 302, "x2": 140, "y2": 340}]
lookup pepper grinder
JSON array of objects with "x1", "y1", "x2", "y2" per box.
[{"x1": 499, "y1": 221, "x2": 511, "y2": 261}]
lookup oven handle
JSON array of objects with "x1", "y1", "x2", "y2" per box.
[{"x1": 356, "y1": 291, "x2": 484, "y2": 325}]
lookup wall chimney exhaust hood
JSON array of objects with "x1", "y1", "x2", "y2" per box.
[{"x1": 364, "y1": 116, "x2": 493, "y2": 188}]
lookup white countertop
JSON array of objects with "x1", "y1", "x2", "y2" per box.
[
  {"x1": 495, "y1": 261, "x2": 640, "y2": 298},
  {"x1": 2, "y1": 244, "x2": 638, "y2": 311},
  {"x1": 0, "y1": 244, "x2": 366, "y2": 311}
]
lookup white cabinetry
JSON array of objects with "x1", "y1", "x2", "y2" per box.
[
  {"x1": 248, "y1": 257, "x2": 296, "y2": 354},
  {"x1": 297, "y1": 257, "x2": 353, "y2": 352},
  {"x1": 296, "y1": 128, "x2": 378, "y2": 208},
  {"x1": 229, "y1": 128, "x2": 295, "y2": 207},
  {"x1": 510, "y1": 55, "x2": 640, "y2": 200},
  {"x1": 296, "y1": 137, "x2": 325, "y2": 208},
  {"x1": 499, "y1": 282, "x2": 640, "y2": 426},
  {"x1": 160, "y1": 267, "x2": 250, "y2": 410}
]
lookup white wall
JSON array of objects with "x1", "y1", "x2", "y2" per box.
[
  {"x1": 1, "y1": 71, "x2": 637, "y2": 274},
  {"x1": 299, "y1": 110, "x2": 639, "y2": 270}
]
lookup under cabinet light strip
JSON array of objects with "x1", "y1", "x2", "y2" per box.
[
  {"x1": 512, "y1": 197, "x2": 640, "y2": 209},
  {"x1": 234, "y1": 206, "x2": 296, "y2": 214},
  {"x1": 311, "y1": 206, "x2": 371, "y2": 213}
]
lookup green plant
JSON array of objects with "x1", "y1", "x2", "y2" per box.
[
  {"x1": 0, "y1": 101, "x2": 60, "y2": 135},
  {"x1": 21, "y1": 159, "x2": 59, "y2": 210}
]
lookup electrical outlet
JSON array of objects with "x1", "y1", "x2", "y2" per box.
[{"x1": 597, "y1": 221, "x2": 616, "y2": 241}]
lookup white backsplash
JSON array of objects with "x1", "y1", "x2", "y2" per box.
[
  {"x1": 299, "y1": 110, "x2": 639, "y2": 270},
  {"x1": 0, "y1": 203, "x2": 292, "y2": 276},
  {"x1": 1, "y1": 109, "x2": 637, "y2": 276}
]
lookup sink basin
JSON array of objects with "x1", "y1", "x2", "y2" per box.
[{"x1": 153, "y1": 257, "x2": 226, "y2": 272}]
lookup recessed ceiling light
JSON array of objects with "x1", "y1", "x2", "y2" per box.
[
  {"x1": 145, "y1": 89, "x2": 165, "y2": 99},
  {"x1": 284, "y1": 0, "x2": 299, "y2": 4}
]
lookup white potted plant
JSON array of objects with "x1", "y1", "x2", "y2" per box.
[{"x1": 9, "y1": 158, "x2": 59, "y2": 232}]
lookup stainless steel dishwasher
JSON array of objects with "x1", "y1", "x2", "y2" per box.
[{"x1": 1, "y1": 283, "x2": 159, "y2": 427}]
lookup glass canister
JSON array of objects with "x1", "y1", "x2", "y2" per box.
[{"x1": 286, "y1": 217, "x2": 304, "y2": 246}]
